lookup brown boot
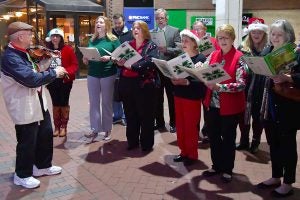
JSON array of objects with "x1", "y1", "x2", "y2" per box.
[
  {"x1": 60, "y1": 106, "x2": 70, "y2": 137},
  {"x1": 53, "y1": 106, "x2": 61, "y2": 137}
]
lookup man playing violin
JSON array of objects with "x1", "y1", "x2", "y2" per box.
[{"x1": 1, "y1": 21, "x2": 67, "y2": 189}]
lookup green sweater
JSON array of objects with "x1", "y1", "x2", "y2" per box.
[{"x1": 88, "y1": 37, "x2": 121, "y2": 78}]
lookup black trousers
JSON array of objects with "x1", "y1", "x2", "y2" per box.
[
  {"x1": 47, "y1": 78, "x2": 73, "y2": 106},
  {"x1": 154, "y1": 72, "x2": 175, "y2": 127},
  {"x1": 201, "y1": 105, "x2": 209, "y2": 137},
  {"x1": 119, "y1": 77, "x2": 156, "y2": 150},
  {"x1": 264, "y1": 121, "x2": 298, "y2": 184},
  {"x1": 206, "y1": 107, "x2": 239, "y2": 175},
  {"x1": 239, "y1": 101, "x2": 264, "y2": 145},
  {"x1": 15, "y1": 110, "x2": 53, "y2": 178}
]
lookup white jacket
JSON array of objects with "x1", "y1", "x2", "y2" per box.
[{"x1": 1, "y1": 73, "x2": 48, "y2": 125}]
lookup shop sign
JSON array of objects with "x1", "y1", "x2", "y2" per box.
[
  {"x1": 124, "y1": 7, "x2": 155, "y2": 29},
  {"x1": 195, "y1": 17, "x2": 214, "y2": 26},
  {"x1": 128, "y1": 15, "x2": 151, "y2": 22},
  {"x1": 242, "y1": 13, "x2": 253, "y2": 25}
]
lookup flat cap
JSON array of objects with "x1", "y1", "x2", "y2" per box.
[{"x1": 7, "y1": 21, "x2": 33, "y2": 36}]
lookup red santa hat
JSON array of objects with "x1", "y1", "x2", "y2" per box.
[
  {"x1": 247, "y1": 17, "x2": 268, "y2": 33},
  {"x1": 180, "y1": 29, "x2": 201, "y2": 46}
]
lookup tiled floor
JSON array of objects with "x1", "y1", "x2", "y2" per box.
[{"x1": 0, "y1": 79, "x2": 299, "y2": 200}]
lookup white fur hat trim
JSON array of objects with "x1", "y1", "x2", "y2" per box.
[
  {"x1": 248, "y1": 23, "x2": 268, "y2": 33},
  {"x1": 180, "y1": 29, "x2": 201, "y2": 46}
]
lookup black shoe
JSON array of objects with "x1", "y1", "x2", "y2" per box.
[
  {"x1": 236, "y1": 143, "x2": 249, "y2": 150},
  {"x1": 221, "y1": 173, "x2": 232, "y2": 183},
  {"x1": 271, "y1": 189, "x2": 294, "y2": 198},
  {"x1": 202, "y1": 169, "x2": 219, "y2": 177},
  {"x1": 183, "y1": 158, "x2": 197, "y2": 166},
  {"x1": 249, "y1": 142, "x2": 260, "y2": 154},
  {"x1": 127, "y1": 144, "x2": 139, "y2": 150},
  {"x1": 173, "y1": 155, "x2": 185, "y2": 162},
  {"x1": 157, "y1": 126, "x2": 168, "y2": 132},
  {"x1": 257, "y1": 182, "x2": 281, "y2": 189},
  {"x1": 201, "y1": 136, "x2": 209, "y2": 144},
  {"x1": 113, "y1": 118, "x2": 122, "y2": 124},
  {"x1": 169, "y1": 126, "x2": 176, "y2": 133},
  {"x1": 141, "y1": 147, "x2": 153, "y2": 152},
  {"x1": 120, "y1": 119, "x2": 127, "y2": 126}
]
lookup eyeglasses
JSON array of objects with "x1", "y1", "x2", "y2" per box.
[
  {"x1": 217, "y1": 36, "x2": 231, "y2": 41},
  {"x1": 194, "y1": 28, "x2": 206, "y2": 32},
  {"x1": 155, "y1": 17, "x2": 166, "y2": 20},
  {"x1": 51, "y1": 34, "x2": 61, "y2": 38}
]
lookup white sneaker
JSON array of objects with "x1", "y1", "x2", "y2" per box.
[
  {"x1": 102, "y1": 131, "x2": 111, "y2": 141},
  {"x1": 13, "y1": 173, "x2": 40, "y2": 189},
  {"x1": 33, "y1": 165, "x2": 62, "y2": 177}
]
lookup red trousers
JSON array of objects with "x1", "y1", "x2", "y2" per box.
[{"x1": 174, "y1": 96, "x2": 201, "y2": 160}]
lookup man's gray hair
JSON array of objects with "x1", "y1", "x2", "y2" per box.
[
  {"x1": 9, "y1": 31, "x2": 21, "y2": 41},
  {"x1": 155, "y1": 8, "x2": 168, "y2": 19}
]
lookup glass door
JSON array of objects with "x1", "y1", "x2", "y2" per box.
[
  {"x1": 48, "y1": 15, "x2": 75, "y2": 48},
  {"x1": 77, "y1": 15, "x2": 100, "y2": 77}
]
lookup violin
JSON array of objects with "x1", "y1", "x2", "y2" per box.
[
  {"x1": 27, "y1": 45, "x2": 69, "y2": 79},
  {"x1": 27, "y1": 45, "x2": 60, "y2": 63}
]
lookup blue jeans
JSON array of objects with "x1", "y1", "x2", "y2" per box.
[{"x1": 113, "y1": 101, "x2": 125, "y2": 120}]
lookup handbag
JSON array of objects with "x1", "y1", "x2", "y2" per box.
[{"x1": 273, "y1": 82, "x2": 300, "y2": 102}]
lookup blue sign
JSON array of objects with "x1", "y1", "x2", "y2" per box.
[{"x1": 123, "y1": 7, "x2": 155, "y2": 30}]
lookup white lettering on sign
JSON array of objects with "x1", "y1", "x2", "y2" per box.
[
  {"x1": 195, "y1": 17, "x2": 213, "y2": 26},
  {"x1": 128, "y1": 15, "x2": 151, "y2": 22}
]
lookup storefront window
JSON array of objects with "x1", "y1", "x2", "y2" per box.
[
  {"x1": 27, "y1": 0, "x2": 46, "y2": 44},
  {"x1": 0, "y1": 0, "x2": 104, "y2": 78},
  {"x1": 47, "y1": 15, "x2": 75, "y2": 48},
  {"x1": 78, "y1": 15, "x2": 99, "y2": 77}
]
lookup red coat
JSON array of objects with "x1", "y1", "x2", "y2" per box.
[
  {"x1": 203, "y1": 47, "x2": 245, "y2": 115},
  {"x1": 61, "y1": 45, "x2": 78, "y2": 83}
]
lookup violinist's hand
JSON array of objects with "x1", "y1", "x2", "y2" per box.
[
  {"x1": 82, "y1": 57, "x2": 89, "y2": 65},
  {"x1": 271, "y1": 73, "x2": 293, "y2": 84},
  {"x1": 171, "y1": 78, "x2": 189, "y2": 86},
  {"x1": 54, "y1": 66, "x2": 67, "y2": 78}
]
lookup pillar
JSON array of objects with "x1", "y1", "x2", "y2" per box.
[{"x1": 215, "y1": 0, "x2": 243, "y2": 47}]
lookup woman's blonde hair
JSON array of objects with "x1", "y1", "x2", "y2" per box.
[
  {"x1": 132, "y1": 20, "x2": 151, "y2": 40},
  {"x1": 91, "y1": 16, "x2": 118, "y2": 42},
  {"x1": 216, "y1": 24, "x2": 236, "y2": 41},
  {"x1": 242, "y1": 31, "x2": 268, "y2": 53}
]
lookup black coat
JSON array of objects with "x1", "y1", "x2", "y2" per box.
[{"x1": 262, "y1": 45, "x2": 300, "y2": 131}]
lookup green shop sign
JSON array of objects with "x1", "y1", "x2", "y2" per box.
[{"x1": 191, "y1": 16, "x2": 216, "y2": 37}]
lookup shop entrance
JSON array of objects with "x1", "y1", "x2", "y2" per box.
[
  {"x1": 0, "y1": 0, "x2": 104, "y2": 78},
  {"x1": 47, "y1": 14, "x2": 100, "y2": 77}
]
